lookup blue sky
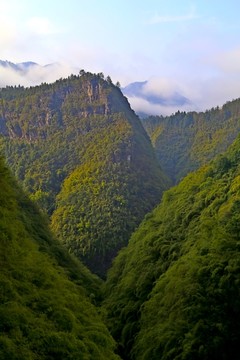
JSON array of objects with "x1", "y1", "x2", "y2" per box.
[{"x1": 1, "y1": 0, "x2": 240, "y2": 114}]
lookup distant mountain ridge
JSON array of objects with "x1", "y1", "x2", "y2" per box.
[
  {"x1": 122, "y1": 80, "x2": 190, "y2": 107},
  {"x1": 142, "y1": 99, "x2": 240, "y2": 183},
  {"x1": 0, "y1": 60, "x2": 77, "y2": 88},
  {"x1": 121, "y1": 79, "x2": 193, "y2": 116},
  {"x1": 0, "y1": 60, "x2": 192, "y2": 115},
  {"x1": 0, "y1": 60, "x2": 42, "y2": 72}
]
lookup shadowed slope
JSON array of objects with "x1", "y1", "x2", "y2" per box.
[{"x1": 0, "y1": 156, "x2": 119, "y2": 359}]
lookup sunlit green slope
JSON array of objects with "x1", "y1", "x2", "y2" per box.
[
  {"x1": 142, "y1": 99, "x2": 240, "y2": 183},
  {"x1": 104, "y1": 134, "x2": 240, "y2": 360}
]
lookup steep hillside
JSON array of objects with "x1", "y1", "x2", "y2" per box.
[
  {"x1": 142, "y1": 99, "x2": 240, "y2": 182},
  {"x1": 104, "y1": 134, "x2": 240, "y2": 359},
  {"x1": 0, "y1": 72, "x2": 169, "y2": 277},
  {"x1": 0, "y1": 156, "x2": 119, "y2": 359}
]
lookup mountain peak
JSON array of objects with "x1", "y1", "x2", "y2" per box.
[
  {"x1": 0, "y1": 60, "x2": 39, "y2": 72},
  {"x1": 122, "y1": 80, "x2": 191, "y2": 116},
  {"x1": 0, "y1": 74, "x2": 169, "y2": 277}
]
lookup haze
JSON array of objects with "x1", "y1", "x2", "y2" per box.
[{"x1": 1, "y1": 0, "x2": 240, "y2": 115}]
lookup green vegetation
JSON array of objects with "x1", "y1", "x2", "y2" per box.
[
  {"x1": 3, "y1": 72, "x2": 240, "y2": 358},
  {"x1": 103, "y1": 134, "x2": 240, "y2": 359},
  {"x1": 142, "y1": 101, "x2": 240, "y2": 183},
  {"x1": 51, "y1": 111, "x2": 168, "y2": 277},
  {"x1": 0, "y1": 156, "x2": 120, "y2": 359},
  {"x1": 0, "y1": 72, "x2": 169, "y2": 277}
]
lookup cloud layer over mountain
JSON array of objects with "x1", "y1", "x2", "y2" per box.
[
  {"x1": 122, "y1": 71, "x2": 240, "y2": 116},
  {"x1": 122, "y1": 78, "x2": 193, "y2": 116},
  {"x1": 0, "y1": 61, "x2": 77, "y2": 87},
  {"x1": 2, "y1": 60, "x2": 240, "y2": 117}
]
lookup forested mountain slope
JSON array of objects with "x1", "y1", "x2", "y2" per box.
[
  {"x1": 142, "y1": 99, "x2": 240, "y2": 183},
  {"x1": 0, "y1": 156, "x2": 119, "y2": 360},
  {"x1": 0, "y1": 72, "x2": 169, "y2": 276},
  {"x1": 104, "y1": 134, "x2": 240, "y2": 360}
]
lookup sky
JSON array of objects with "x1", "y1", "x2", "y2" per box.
[{"x1": 1, "y1": 0, "x2": 240, "y2": 115}]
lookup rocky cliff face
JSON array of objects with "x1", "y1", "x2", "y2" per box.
[
  {"x1": 0, "y1": 72, "x2": 169, "y2": 277},
  {"x1": 0, "y1": 74, "x2": 117, "y2": 141}
]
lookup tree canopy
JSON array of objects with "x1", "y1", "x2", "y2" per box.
[
  {"x1": 103, "y1": 134, "x2": 240, "y2": 359},
  {"x1": 0, "y1": 72, "x2": 169, "y2": 277},
  {"x1": 0, "y1": 156, "x2": 119, "y2": 359},
  {"x1": 142, "y1": 100, "x2": 240, "y2": 183}
]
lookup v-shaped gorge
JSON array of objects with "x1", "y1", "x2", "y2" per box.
[
  {"x1": 0, "y1": 72, "x2": 169, "y2": 277},
  {"x1": 103, "y1": 134, "x2": 240, "y2": 360},
  {"x1": 2, "y1": 72, "x2": 240, "y2": 359}
]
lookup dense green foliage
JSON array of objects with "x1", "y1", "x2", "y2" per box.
[
  {"x1": 0, "y1": 72, "x2": 169, "y2": 276},
  {"x1": 4, "y1": 72, "x2": 240, "y2": 358},
  {"x1": 51, "y1": 111, "x2": 168, "y2": 277},
  {"x1": 103, "y1": 134, "x2": 240, "y2": 359},
  {"x1": 142, "y1": 100, "x2": 240, "y2": 182},
  {"x1": 0, "y1": 156, "x2": 119, "y2": 359}
]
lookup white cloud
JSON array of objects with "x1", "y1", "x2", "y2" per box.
[
  {"x1": 212, "y1": 48, "x2": 240, "y2": 74},
  {"x1": 26, "y1": 16, "x2": 59, "y2": 35},
  {"x1": 0, "y1": 62, "x2": 77, "y2": 88},
  {"x1": 0, "y1": 66, "x2": 35, "y2": 87},
  {"x1": 142, "y1": 77, "x2": 181, "y2": 98},
  {"x1": 189, "y1": 75, "x2": 240, "y2": 110},
  {"x1": 149, "y1": 5, "x2": 198, "y2": 24},
  {"x1": 0, "y1": 20, "x2": 16, "y2": 47},
  {"x1": 2, "y1": 59, "x2": 240, "y2": 119},
  {"x1": 149, "y1": 13, "x2": 196, "y2": 24},
  {"x1": 125, "y1": 70, "x2": 240, "y2": 117},
  {"x1": 127, "y1": 95, "x2": 195, "y2": 116}
]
